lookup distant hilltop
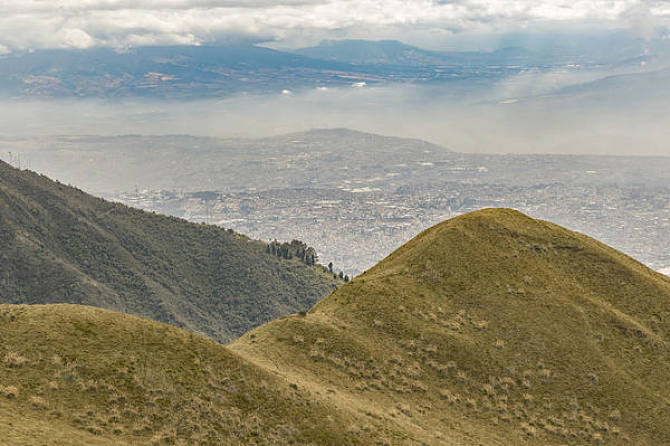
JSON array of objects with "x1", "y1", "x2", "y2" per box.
[{"x1": 261, "y1": 127, "x2": 452, "y2": 151}]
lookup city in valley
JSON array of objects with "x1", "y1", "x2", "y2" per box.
[
  {"x1": 5, "y1": 129, "x2": 667, "y2": 278},
  {"x1": 115, "y1": 179, "x2": 670, "y2": 278}
]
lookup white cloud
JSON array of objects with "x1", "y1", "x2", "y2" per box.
[
  {"x1": 0, "y1": 0, "x2": 668, "y2": 51},
  {"x1": 59, "y1": 28, "x2": 96, "y2": 49},
  {"x1": 620, "y1": 1, "x2": 664, "y2": 40}
]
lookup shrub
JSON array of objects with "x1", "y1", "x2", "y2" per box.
[
  {"x1": 482, "y1": 383, "x2": 496, "y2": 397},
  {"x1": 308, "y1": 349, "x2": 325, "y2": 361},
  {"x1": 396, "y1": 404, "x2": 412, "y2": 417},
  {"x1": 521, "y1": 423, "x2": 537, "y2": 437},
  {"x1": 439, "y1": 389, "x2": 459, "y2": 404},
  {"x1": 3, "y1": 351, "x2": 29, "y2": 368},
  {"x1": 608, "y1": 409, "x2": 622, "y2": 421},
  {"x1": 0, "y1": 385, "x2": 19, "y2": 399},
  {"x1": 538, "y1": 369, "x2": 552, "y2": 381},
  {"x1": 473, "y1": 320, "x2": 489, "y2": 330},
  {"x1": 456, "y1": 370, "x2": 468, "y2": 383},
  {"x1": 29, "y1": 396, "x2": 49, "y2": 410}
]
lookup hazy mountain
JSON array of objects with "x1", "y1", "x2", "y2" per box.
[
  {"x1": 3, "y1": 209, "x2": 668, "y2": 444},
  {"x1": 0, "y1": 44, "x2": 358, "y2": 98},
  {"x1": 293, "y1": 39, "x2": 451, "y2": 66},
  {"x1": 554, "y1": 66, "x2": 670, "y2": 100},
  {"x1": 0, "y1": 41, "x2": 600, "y2": 99},
  {"x1": 294, "y1": 40, "x2": 539, "y2": 66},
  {"x1": 0, "y1": 129, "x2": 453, "y2": 194},
  {"x1": 5, "y1": 129, "x2": 670, "y2": 197},
  {"x1": 0, "y1": 160, "x2": 339, "y2": 342}
]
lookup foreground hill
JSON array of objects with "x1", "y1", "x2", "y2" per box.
[
  {"x1": 0, "y1": 304, "x2": 384, "y2": 445},
  {"x1": 232, "y1": 208, "x2": 670, "y2": 445},
  {"x1": 0, "y1": 161, "x2": 338, "y2": 343},
  {"x1": 2, "y1": 209, "x2": 669, "y2": 444}
]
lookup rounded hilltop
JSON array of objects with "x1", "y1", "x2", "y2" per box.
[
  {"x1": 0, "y1": 303, "x2": 380, "y2": 445},
  {"x1": 234, "y1": 208, "x2": 670, "y2": 445}
]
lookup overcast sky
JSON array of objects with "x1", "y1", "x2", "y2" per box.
[{"x1": 1, "y1": 0, "x2": 669, "y2": 53}]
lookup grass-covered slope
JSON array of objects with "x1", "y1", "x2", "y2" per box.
[
  {"x1": 232, "y1": 208, "x2": 670, "y2": 445},
  {"x1": 0, "y1": 304, "x2": 389, "y2": 445},
  {"x1": 0, "y1": 161, "x2": 338, "y2": 343}
]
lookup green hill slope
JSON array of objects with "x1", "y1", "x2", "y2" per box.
[
  {"x1": 231, "y1": 208, "x2": 670, "y2": 445},
  {"x1": 0, "y1": 304, "x2": 387, "y2": 445},
  {"x1": 0, "y1": 161, "x2": 338, "y2": 343}
]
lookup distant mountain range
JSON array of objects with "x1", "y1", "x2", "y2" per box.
[
  {"x1": 2, "y1": 208, "x2": 669, "y2": 444},
  {"x1": 4, "y1": 129, "x2": 670, "y2": 197},
  {"x1": 0, "y1": 44, "x2": 351, "y2": 98},
  {"x1": 294, "y1": 40, "x2": 538, "y2": 66},
  {"x1": 0, "y1": 39, "x2": 654, "y2": 98},
  {"x1": 554, "y1": 65, "x2": 670, "y2": 100},
  {"x1": 0, "y1": 160, "x2": 339, "y2": 342}
]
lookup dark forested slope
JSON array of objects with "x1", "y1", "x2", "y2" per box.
[{"x1": 0, "y1": 161, "x2": 338, "y2": 342}]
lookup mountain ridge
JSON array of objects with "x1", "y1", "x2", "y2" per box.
[{"x1": 293, "y1": 39, "x2": 539, "y2": 66}]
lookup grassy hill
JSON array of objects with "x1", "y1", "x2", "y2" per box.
[
  {"x1": 0, "y1": 161, "x2": 339, "y2": 343},
  {"x1": 0, "y1": 304, "x2": 385, "y2": 445},
  {"x1": 231, "y1": 208, "x2": 670, "y2": 445},
  {"x1": 2, "y1": 208, "x2": 669, "y2": 444}
]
